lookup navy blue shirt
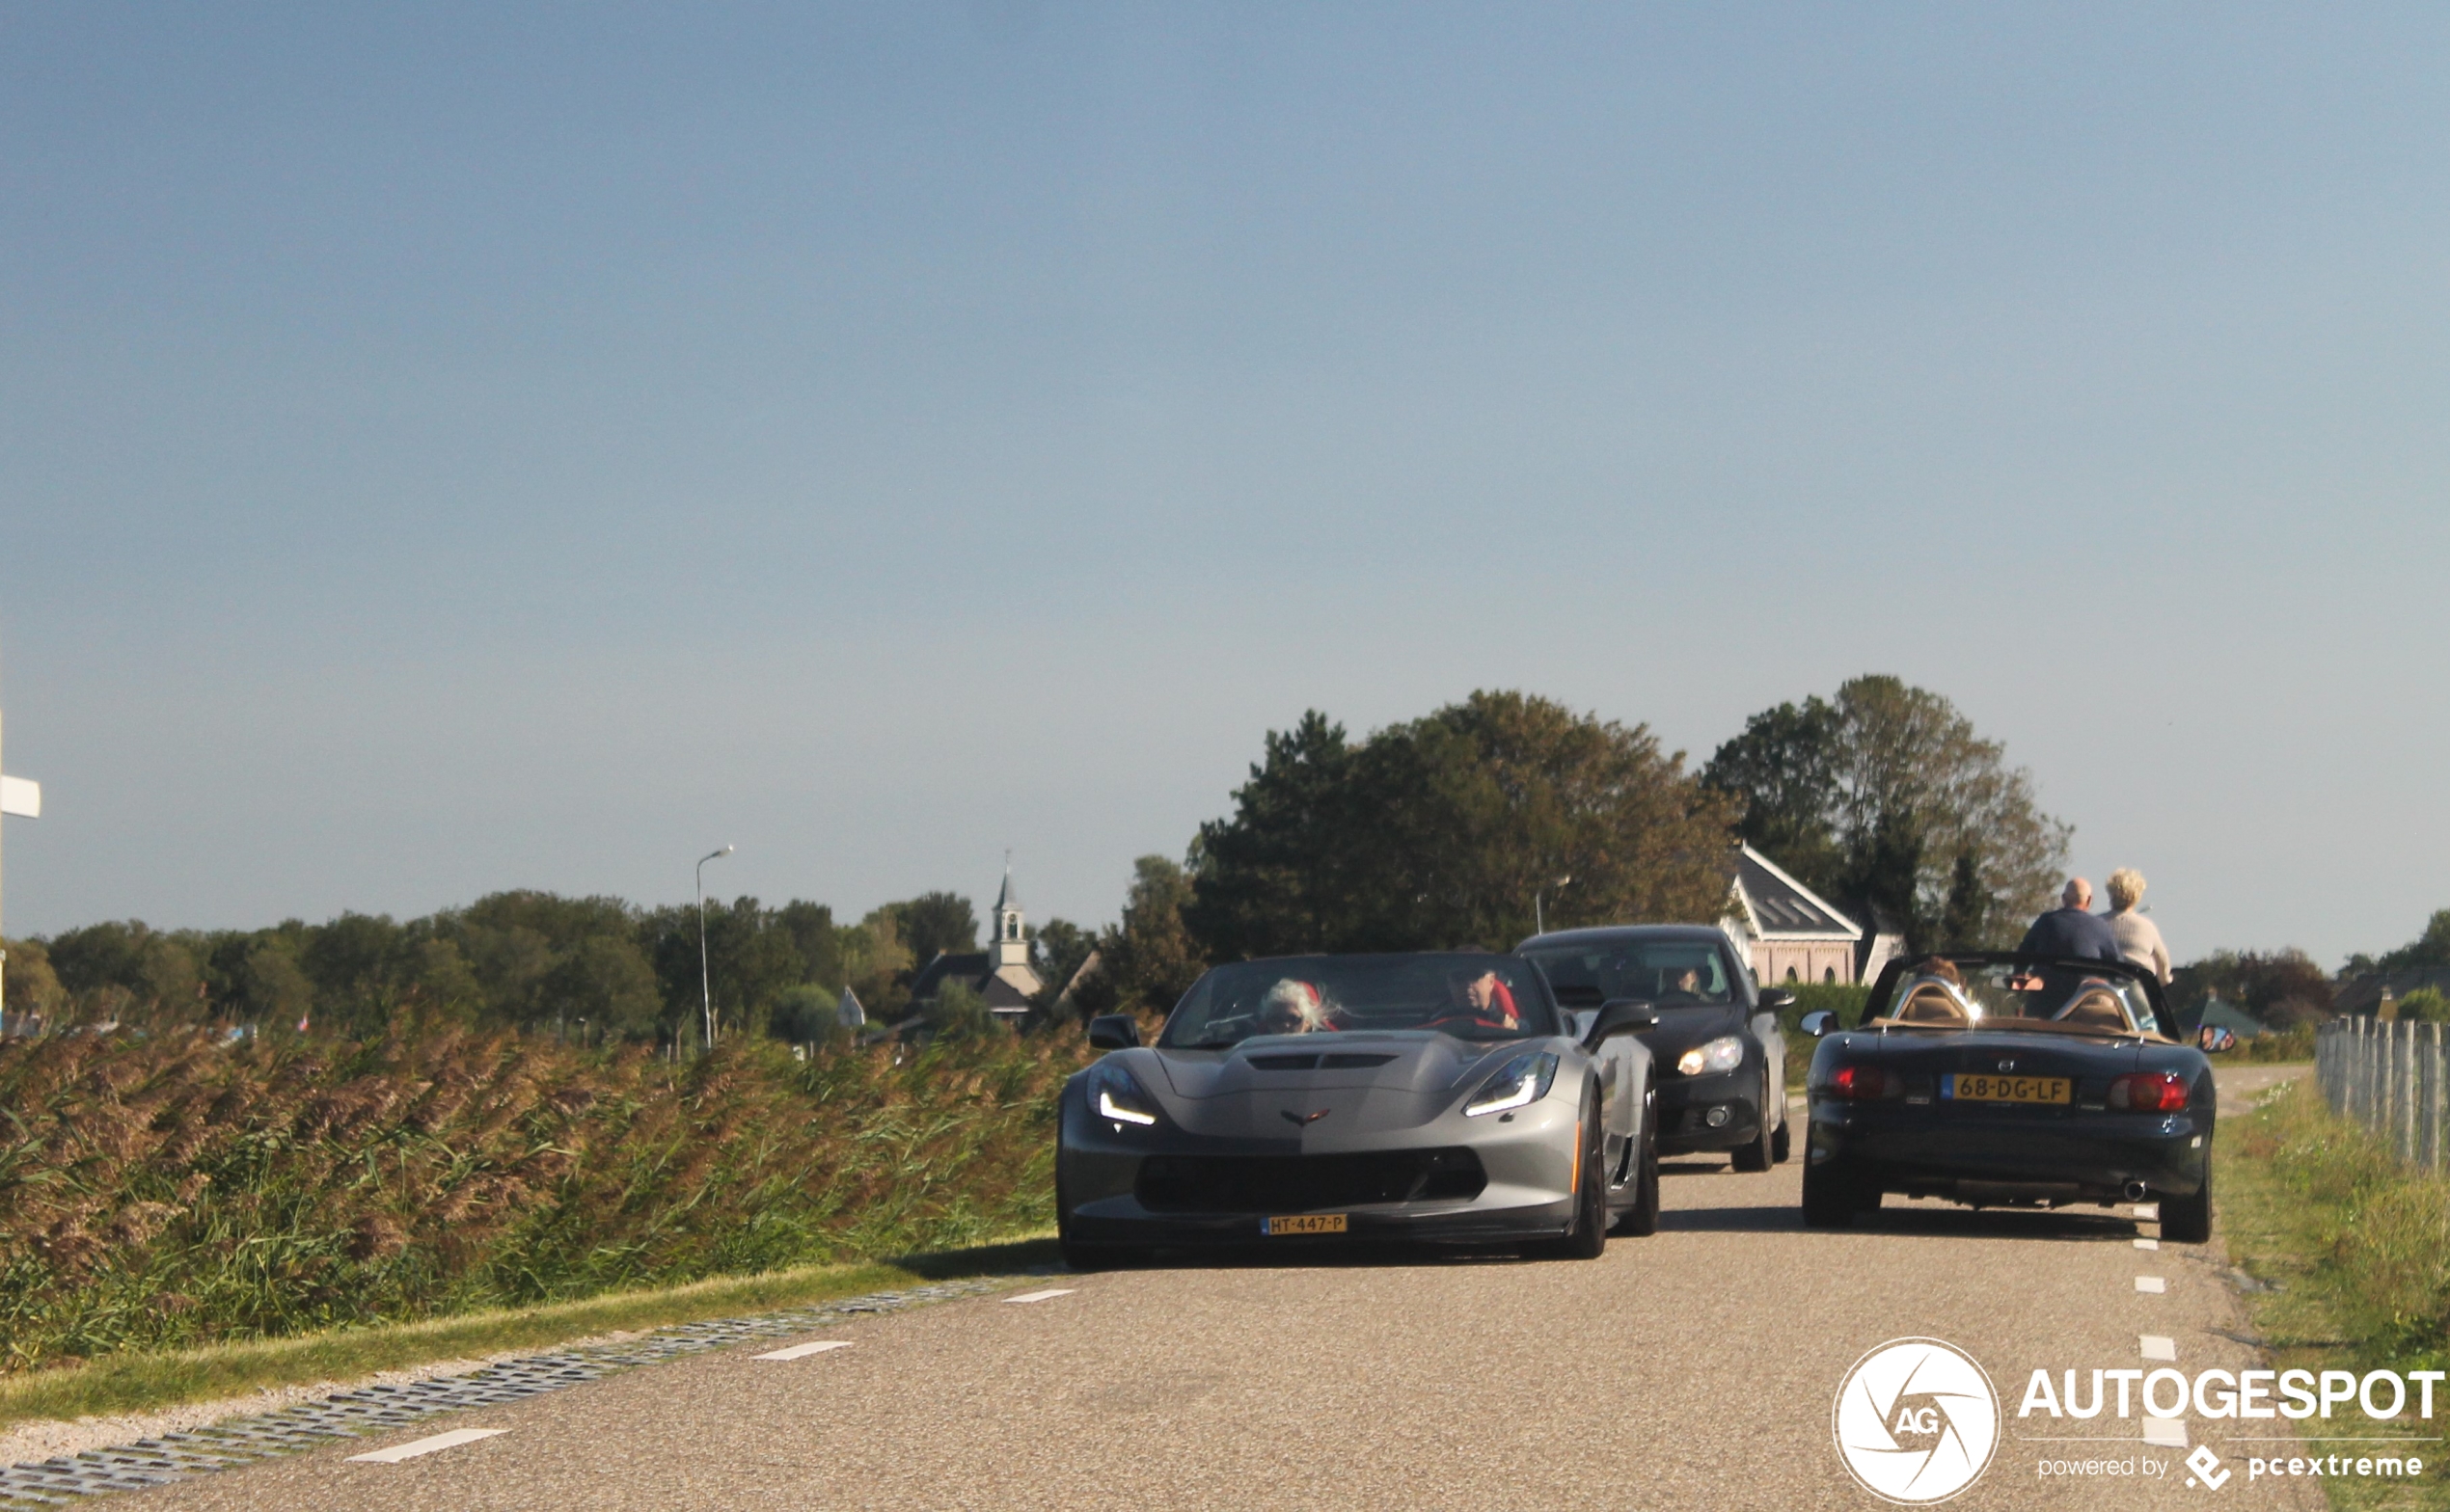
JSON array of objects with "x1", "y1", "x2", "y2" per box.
[{"x1": 2018, "y1": 906, "x2": 2121, "y2": 962}]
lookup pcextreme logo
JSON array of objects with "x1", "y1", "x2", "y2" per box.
[{"x1": 1833, "y1": 1338, "x2": 2001, "y2": 1504}]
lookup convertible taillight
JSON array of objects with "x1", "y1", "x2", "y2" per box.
[
  {"x1": 2109, "y1": 1071, "x2": 2191, "y2": 1113},
  {"x1": 1829, "y1": 1065, "x2": 1889, "y2": 1101}
]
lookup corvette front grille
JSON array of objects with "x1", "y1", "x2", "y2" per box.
[{"x1": 1135, "y1": 1148, "x2": 1487, "y2": 1214}]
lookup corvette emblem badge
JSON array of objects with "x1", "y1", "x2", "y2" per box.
[{"x1": 1282, "y1": 1109, "x2": 1330, "y2": 1126}]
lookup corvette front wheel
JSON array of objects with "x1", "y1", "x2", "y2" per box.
[{"x1": 1535, "y1": 1094, "x2": 1609, "y2": 1260}]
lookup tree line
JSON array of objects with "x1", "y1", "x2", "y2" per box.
[
  {"x1": 21, "y1": 675, "x2": 2413, "y2": 1042},
  {"x1": 1, "y1": 887, "x2": 1082, "y2": 1049}
]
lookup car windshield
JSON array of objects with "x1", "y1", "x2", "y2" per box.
[
  {"x1": 1521, "y1": 938, "x2": 1734, "y2": 1009},
  {"x1": 1158, "y1": 955, "x2": 1560, "y2": 1048},
  {"x1": 1871, "y1": 957, "x2": 2160, "y2": 1036}
]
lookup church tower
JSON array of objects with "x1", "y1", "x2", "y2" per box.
[
  {"x1": 982, "y1": 859, "x2": 1043, "y2": 1015},
  {"x1": 992, "y1": 863, "x2": 1029, "y2": 969}
]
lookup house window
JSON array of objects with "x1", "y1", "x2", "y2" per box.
[
  {"x1": 1824, "y1": 966, "x2": 1837, "y2": 984},
  {"x1": 1784, "y1": 966, "x2": 1800, "y2": 983}
]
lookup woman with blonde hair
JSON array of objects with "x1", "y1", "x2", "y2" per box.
[{"x1": 2105, "y1": 868, "x2": 2170, "y2": 984}]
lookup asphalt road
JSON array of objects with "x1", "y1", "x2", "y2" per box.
[{"x1": 130, "y1": 1066, "x2": 2342, "y2": 1511}]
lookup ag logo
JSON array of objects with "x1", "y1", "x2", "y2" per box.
[{"x1": 1833, "y1": 1337, "x2": 2001, "y2": 1503}]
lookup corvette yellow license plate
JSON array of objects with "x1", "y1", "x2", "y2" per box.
[
  {"x1": 1263, "y1": 1214, "x2": 1348, "y2": 1235},
  {"x1": 1944, "y1": 1074, "x2": 2071, "y2": 1105}
]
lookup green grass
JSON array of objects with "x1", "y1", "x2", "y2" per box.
[
  {"x1": 2217, "y1": 1080, "x2": 2449, "y2": 1508},
  {"x1": 0, "y1": 1234, "x2": 1058, "y2": 1433}
]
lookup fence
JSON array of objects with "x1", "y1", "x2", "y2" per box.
[{"x1": 2317, "y1": 1016, "x2": 2449, "y2": 1170}]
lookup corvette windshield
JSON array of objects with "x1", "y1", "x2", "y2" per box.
[
  {"x1": 1158, "y1": 955, "x2": 1559, "y2": 1048},
  {"x1": 1872, "y1": 958, "x2": 2160, "y2": 1036},
  {"x1": 1522, "y1": 939, "x2": 1734, "y2": 1008}
]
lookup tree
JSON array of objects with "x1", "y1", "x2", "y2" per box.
[
  {"x1": 1024, "y1": 917, "x2": 1099, "y2": 1022},
  {"x1": 887, "y1": 892, "x2": 978, "y2": 965},
  {"x1": 1075, "y1": 856, "x2": 1207, "y2": 1017},
  {"x1": 2348, "y1": 910, "x2": 2450, "y2": 978},
  {"x1": 923, "y1": 978, "x2": 997, "y2": 1040},
  {"x1": 1188, "y1": 692, "x2": 1736, "y2": 957},
  {"x1": 1185, "y1": 712, "x2": 1360, "y2": 959},
  {"x1": 2169, "y1": 949, "x2": 2333, "y2": 1028},
  {"x1": 0, "y1": 938, "x2": 66, "y2": 1018},
  {"x1": 1704, "y1": 675, "x2": 2070, "y2": 951}
]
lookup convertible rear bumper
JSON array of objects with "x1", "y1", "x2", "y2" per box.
[{"x1": 1807, "y1": 1102, "x2": 2210, "y2": 1202}]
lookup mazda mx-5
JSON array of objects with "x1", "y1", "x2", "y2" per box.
[
  {"x1": 1799, "y1": 952, "x2": 2214, "y2": 1240},
  {"x1": 1056, "y1": 952, "x2": 1659, "y2": 1267}
]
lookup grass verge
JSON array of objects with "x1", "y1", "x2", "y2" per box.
[
  {"x1": 0, "y1": 1233, "x2": 1057, "y2": 1434},
  {"x1": 2217, "y1": 1079, "x2": 2448, "y2": 1508}
]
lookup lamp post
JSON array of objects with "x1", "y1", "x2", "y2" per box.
[
  {"x1": 697, "y1": 845, "x2": 733, "y2": 1051},
  {"x1": 1535, "y1": 875, "x2": 1573, "y2": 936}
]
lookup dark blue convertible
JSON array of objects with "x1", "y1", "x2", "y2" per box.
[{"x1": 1799, "y1": 952, "x2": 2214, "y2": 1241}]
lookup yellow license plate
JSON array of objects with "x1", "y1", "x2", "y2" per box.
[
  {"x1": 1263, "y1": 1214, "x2": 1348, "y2": 1236},
  {"x1": 1945, "y1": 1074, "x2": 2071, "y2": 1105}
]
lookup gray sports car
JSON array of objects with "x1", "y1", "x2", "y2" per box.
[{"x1": 1056, "y1": 952, "x2": 1660, "y2": 1268}]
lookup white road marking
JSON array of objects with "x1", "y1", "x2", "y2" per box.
[
  {"x1": 2140, "y1": 1336, "x2": 2177, "y2": 1361},
  {"x1": 2132, "y1": 1202, "x2": 2160, "y2": 1220},
  {"x1": 753, "y1": 1340, "x2": 852, "y2": 1361},
  {"x1": 346, "y1": 1428, "x2": 507, "y2": 1464},
  {"x1": 2137, "y1": 1276, "x2": 2167, "y2": 1294},
  {"x1": 2142, "y1": 1418, "x2": 2189, "y2": 1447},
  {"x1": 2135, "y1": 1238, "x2": 2160, "y2": 1251},
  {"x1": 1006, "y1": 1288, "x2": 1077, "y2": 1305}
]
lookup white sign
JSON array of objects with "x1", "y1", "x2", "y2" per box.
[{"x1": 0, "y1": 776, "x2": 37, "y2": 819}]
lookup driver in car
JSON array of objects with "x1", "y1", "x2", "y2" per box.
[{"x1": 1429, "y1": 969, "x2": 1520, "y2": 1032}]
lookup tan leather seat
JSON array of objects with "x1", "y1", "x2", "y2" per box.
[
  {"x1": 1896, "y1": 983, "x2": 1971, "y2": 1024},
  {"x1": 2058, "y1": 989, "x2": 2130, "y2": 1030}
]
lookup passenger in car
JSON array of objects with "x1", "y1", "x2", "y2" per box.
[
  {"x1": 1894, "y1": 958, "x2": 1975, "y2": 1024},
  {"x1": 1259, "y1": 979, "x2": 1339, "y2": 1035}
]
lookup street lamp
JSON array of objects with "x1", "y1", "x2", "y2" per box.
[
  {"x1": 697, "y1": 845, "x2": 734, "y2": 1051},
  {"x1": 1535, "y1": 875, "x2": 1573, "y2": 936}
]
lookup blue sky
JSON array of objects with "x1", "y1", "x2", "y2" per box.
[{"x1": 2, "y1": 4, "x2": 2444, "y2": 966}]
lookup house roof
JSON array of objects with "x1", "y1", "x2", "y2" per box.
[
  {"x1": 1731, "y1": 844, "x2": 1864, "y2": 941},
  {"x1": 908, "y1": 951, "x2": 991, "y2": 1003},
  {"x1": 994, "y1": 865, "x2": 1020, "y2": 914}
]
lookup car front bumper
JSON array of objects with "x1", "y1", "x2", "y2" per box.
[
  {"x1": 1656, "y1": 1066, "x2": 1764, "y2": 1153},
  {"x1": 1058, "y1": 1088, "x2": 1584, "y2": 1248}
]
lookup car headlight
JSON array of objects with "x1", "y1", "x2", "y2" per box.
[
  {"x1": 1463, "y1": 1051, "x2": 1559, "y2": 1117},
  {"x1": 1675, "y1": 1035, "x2": 1746, "y2": 1076},
  {"x1": 1088, "y1": 1063, "x2": 1158, "y2": 1126}
]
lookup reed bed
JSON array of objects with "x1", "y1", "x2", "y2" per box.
[{"x1": 0, "y1": 1023, "x2": 1088, "y2": 1372}]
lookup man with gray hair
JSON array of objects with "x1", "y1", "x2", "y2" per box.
[{"x1": 2017, "y1": 878, "x2": 2121, "y2": 961}]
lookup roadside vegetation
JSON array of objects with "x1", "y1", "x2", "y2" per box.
[
  {"x1": 0, "y1": 1239, "x2": 1054, "y2": 1433},
  {"x1": 2219, "y1": 1079, "x2": 2450, "y2": 1508},
  {"x1": 0, "y1": 1022, "x2": 1084, "y2": 1374}
]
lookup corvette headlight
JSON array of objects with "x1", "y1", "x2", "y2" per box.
[
  {"x1": 1088, "y1": 1063, "x2": 1158, "y2": 1126},
  {"x1": 1676, "y1": 1036, "x2": 1746, "y2": 1077},
  {"x1": 1464, "y1": 1052, "x2": 1559, "y2": 1117}
]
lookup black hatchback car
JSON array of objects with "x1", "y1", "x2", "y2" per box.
[
  {"x1": 1517, "y1": 925, "x2": 1793, "y2": 1171},
  {"x1": 1798, "y1": 952, "x2": 2214, "y2": 1240}
]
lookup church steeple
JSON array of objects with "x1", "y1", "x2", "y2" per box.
[{"x1": 992, "y1": 856, "x2": 1028, "y2": 969}]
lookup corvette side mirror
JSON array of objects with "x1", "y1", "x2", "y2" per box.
[
  {"x1": 1759, "y1": 988, "x2": 1797, "y2": 1012},
  {"x1": 1799, "y1": 1011, "x2": 1837, "y2": 1039},
  {"x1": 1584, "y1": 999, "x2": 1659, "y2": 1050},
  {"x1": 1086, "y1": 1014, "x2": 1141, "y2": 1051}
]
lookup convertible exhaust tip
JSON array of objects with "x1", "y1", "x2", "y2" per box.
[{"x1": 2122, "y1": 1179, "x2": 2151, "y2": 1202}]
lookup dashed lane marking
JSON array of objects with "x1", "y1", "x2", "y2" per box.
[
  {"x1": 2137, "y1": 1276, "x2": 2167, "y2": 1294},
  {"x1": 2142, "y1": 1418, "x2": 2189, "y2": 1448},
  {"x1": 2135, "y1": 1238, "x2": 2160, "y2": 1250},
  {"x1": 1006, "y1": 1289, "x2": 1077, "y2": 1305},
  {"x1": 345, "y1": 1429, "x2": 506, "y2": 1465},
  {"x1": 2141, "y1": 1336, "x2": 2177, "y2": 1361},
  {"x1": 752, "y1": 1341, "x2": 853, "y2": 1362}
]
